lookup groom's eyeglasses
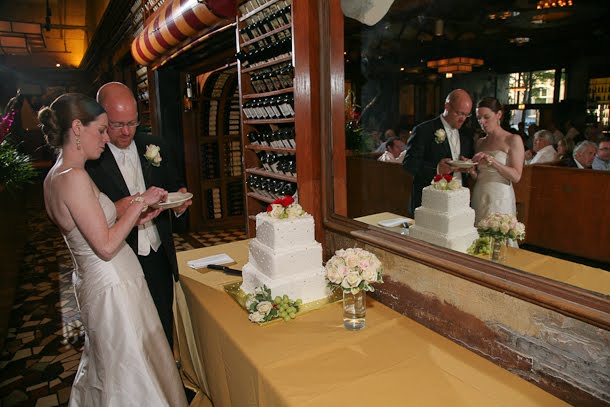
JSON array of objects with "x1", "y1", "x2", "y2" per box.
[
  {"x1": 449, "y1": 104, "x2": 472, "y2": 119},
  {"x1": 108, "y1": 120, "x2": 140, "y2": 130}
]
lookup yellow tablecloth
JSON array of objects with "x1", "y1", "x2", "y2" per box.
[
  {"x1": 356, "y1": 212, "x2": 610, "y2": 296},
  {"x1": 175, "y1": 240, "x2": 566, "y2": 407}
]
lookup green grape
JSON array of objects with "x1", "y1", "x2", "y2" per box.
[
  {"x1": 283, "y1": 315, "x2": 291, "y2": 321},
  {"x1": 288, "y1": 306, "x2": 296, "y2": 314},
  {"x1": 282, "y1": 295, "x2": 289, "y2": 302},
  {"x1": 274, "y1": 296, "x2": 282, "y2": 304},
  {"x1": 296, "y1": 299, "x2": 302, "y2": 305},
  {"x1": 279, "y1": 311, "x2": 287, "y2": 318},
  {"x1": 289, "y1": 312, "x2": 296, "y2": 319}
]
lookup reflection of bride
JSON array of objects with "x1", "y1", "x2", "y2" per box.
[{"x1": 469, "y1": 97, "x2": 524, "y2": 244}]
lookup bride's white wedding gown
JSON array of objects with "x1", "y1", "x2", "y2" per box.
[
  {"x1": 471, "y1": 150, "x2": 517, "y2": 224},
  {"x1": 64, "y1": 193, "x2": 187, "y2": 406}
]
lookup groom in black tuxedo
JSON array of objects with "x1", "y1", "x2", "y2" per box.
[
  {"x1": 86, "y1": 82, "x2": 191, "y2": 349},
  {"x1": 403, "y1": 89, "x2": 474, "y2": 215}
]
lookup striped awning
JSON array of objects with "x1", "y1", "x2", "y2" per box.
[{"x1": 131, "y1": 0, "x2": 236, "y2": 66}]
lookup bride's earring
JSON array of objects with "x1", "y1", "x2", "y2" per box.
[{"x1": 75, "y1": 134, "x2": 81, "y2": 150}]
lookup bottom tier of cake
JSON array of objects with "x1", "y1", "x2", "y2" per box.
[
  {"x1": 409, "y1": 225, "x2": 478, "y2": 253},
  {"x1": 240, "y1": 263, "x2": 330, "y2": 304}
]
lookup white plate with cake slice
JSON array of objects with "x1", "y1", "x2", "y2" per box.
[{"x1": 447, "y1": 160, "x2": 477, "y2": 168}]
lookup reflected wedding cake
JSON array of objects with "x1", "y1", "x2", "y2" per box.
[
  {"x1": 409, "y1": 175, "x2": 478, "y2": 253},
  {"x1": 240, "y1": 196, "x2": 330, "y2": 303}
]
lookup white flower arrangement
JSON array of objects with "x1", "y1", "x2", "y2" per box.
[
  {"x1": 431, "y1": 174, "x2": 461, "y2": 190},
  {"x1": 477, "y1": 213, "x2": 526, "y2": 242},
  {"x1": 434, "y1": 128, "x2": 446, "y2": 144},
  {"x1": 144, "y1": 144, "x2": 162, "y2": 167},
  {"x1": 266, "y1": 196, "x2": 306, "y2": 219},
  {"x1": 325, "y1": 248, "x2": 383, "y2": 294}
]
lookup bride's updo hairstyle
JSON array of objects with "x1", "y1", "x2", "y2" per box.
[
  {"x1": 38, "y1": 93, "x2": 105, "y2": 148},
  {"x1": 477, "y1": 96, "x2": 503, "y2": 113}
]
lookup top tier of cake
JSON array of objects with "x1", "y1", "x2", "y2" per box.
[
  {"x1": 255, "y1": 212, "x2": 315, "y2": 250},
  {"x1": 420, "y1": 185, "x2": 471, "y2": 213}
]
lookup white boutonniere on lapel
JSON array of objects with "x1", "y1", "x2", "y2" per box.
[
  {"x1": 144, "y1": 144, "x2": 162, "y2": 167},
  {"x1": 434, "y1": 129, "x2": 446, "y2": 144}
]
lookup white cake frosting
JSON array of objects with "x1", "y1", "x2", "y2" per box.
[
  {"x1": 240, "y1": 212, "x2": 330, "y2": 303},
  {"x1": 409, "y1": 185, "x2": 478, "y2": 253}
]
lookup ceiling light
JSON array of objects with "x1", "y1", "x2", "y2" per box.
[
  {"x1": 445, "y1": 73, "x2": 453, "y2": 78},
  {"x1": 488, "y1": 11, "x2": 520, "y2": 20},
  {"x1": 427, "y1": 57, "x2": 484, "y2": 74},
  {"x1": 537, "y1": 0, "x2": 573, "y2": 9},
  {"x1": 400, "y1": 67, "x2": 405, "y2": 71},
  {"x1": 56, "y1": 63, "x2": 60, "y2": 67},
  {"x1": 510, "y1": 37, "x2": 530, "y2": 44}
]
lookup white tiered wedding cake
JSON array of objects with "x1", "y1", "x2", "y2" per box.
[
  {"x1": 240, "y1": 197, "x2": 330, "y2": 304},
  {"x1": 409, "y1": 175, "x2": 478, "y2": 253}
]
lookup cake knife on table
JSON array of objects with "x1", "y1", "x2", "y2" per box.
[{"x1": 207, "y1": 264, "x2": 242, "y2": 275}]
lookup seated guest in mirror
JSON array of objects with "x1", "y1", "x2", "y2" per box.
[
  {"x1": 403, "y1": 89, "x2": 474, "y2": 215},
  {"x1": 524, "y1": 129, "x2": 556, "y2": 165},
  {"x1": 39, "y1": 93, "x2": 187, "y2": 406},
  {"x1": 86, "y1": 82, "x2": 192, "y2": 350},
  {"x1": 555, "y1": 138, "x2": 575, "y2": 162},
  {"x1": 560, "y1": 141, "x2": 597, "y2": 169},
  {"x1": 378, "y1": 137, "x2": 406, "y2": 163},
  {"x1": 375, "y1": 128, "x2": 397, "y2": 152},
  {"x1": 592, "y1": 138, "x2": 610, "y2": 171},
  {"x1": 469, "y1": 97, "x2": 524, "y2": 239}
]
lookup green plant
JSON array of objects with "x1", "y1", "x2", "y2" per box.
[{"x1": 0, "y1": 140, "x2": 37, "y2": 193}]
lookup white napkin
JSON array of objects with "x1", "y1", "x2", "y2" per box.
[
  {"x1": 187, "y1": 254, "x2": 235, "y2": 269},
  {"x1": 377, "y1": 217, "x2": 413, "y2": 227}
]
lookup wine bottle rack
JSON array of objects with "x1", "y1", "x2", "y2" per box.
[
  {"x1": 190, "y1": 65, "x2": 245, "y2": 229},
  {"x1": 238, "y1": 0, "x2": 302, "y2": 237}
]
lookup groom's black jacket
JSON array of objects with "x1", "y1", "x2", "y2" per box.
[{"x1": 403, "y1": 116, "x2": 474, "y2": 216}]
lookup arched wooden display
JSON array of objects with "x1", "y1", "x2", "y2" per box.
[{"x1": 131, "y1": 0, "x2": 236, "y2": 66}]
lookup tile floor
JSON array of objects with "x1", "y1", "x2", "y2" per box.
[{"x1": 0, "y1": 209, "x2": 246, "y2": 406}]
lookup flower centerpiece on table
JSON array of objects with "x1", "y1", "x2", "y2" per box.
[
  {"x1": 246, "y1": 285, "x2": 302, "y2": 323},
  {"x1": 431, "y1": 174, "x2": 461, "y2": 190},
  {"x1": 325, "y1": 248, "x2": 383, "y2": 294},
  {"x1": 476, "y1": 213, "x2": 525, "y2": 243},
  {"x1": 266, "y1": 196, "x2": 305, "y2": 219}
]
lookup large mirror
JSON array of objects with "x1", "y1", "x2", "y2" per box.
[{"x1": 327, "y1": 0, "x2": 610, "y2": 298}]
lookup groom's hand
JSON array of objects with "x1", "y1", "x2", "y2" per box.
[{"x1": 438, "y1": 158, "x2": 456, "y2": 175}]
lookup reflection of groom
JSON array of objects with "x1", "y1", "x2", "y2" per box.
[
  {"x1": 86, "y1": 82, "x2": 191, "y2": 349},
  {"x1": 403, "y1": 89, "x2": 474, "y2": 215}
]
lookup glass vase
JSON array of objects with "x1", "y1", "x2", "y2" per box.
[
  {"x1": 343, "y1": 290, "x2": 366, "y2": 330},
  {"x1": 491, "y1": 238, "x2": 507, "y2": 263}
]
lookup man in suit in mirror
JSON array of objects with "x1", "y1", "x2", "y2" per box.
[
  {"x1": 403, "y1": 89, "x2": 474, "y2": 215},
  {"x1": 86, "y1": 82, "x2": 192, "y2": 349}
]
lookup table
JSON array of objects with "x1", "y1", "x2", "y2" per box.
[
  {"x1": 174, "y1": 240, "x2": 566, "y2": 407},
  {"x1": 356, "y1": 212, "x2": 610, "y2": 296}
]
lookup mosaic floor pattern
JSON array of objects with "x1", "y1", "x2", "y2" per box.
[{"x1": 0, "y1": 211, "x2": 246, "y2": 406}]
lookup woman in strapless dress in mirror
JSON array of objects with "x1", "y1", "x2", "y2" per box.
[
  {"x1": 469, "y1": 97, "x2": 524, "y2": 245},
  {"x1": 39, "y1": 93, "x2": 187, "y2": 406}
]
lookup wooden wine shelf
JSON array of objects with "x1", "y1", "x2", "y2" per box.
[
  {"x1": 242, "y1": 55, "x2": 292, "y2": 74},
  {"x1": 247, "y1": 192, "x2": 276, "y2": 204},
  {"x1": 245, "y1": 145, "x2": 296, "y2": 153},
  {"x1": 239, "y1": 0, "x2": 284, "y2": 22},
  {"x1": 242, "y1": 87, "x2": 294, "y2": 99},
  {"x1": 244, "y1": 118, "x2": 294, "y2": 125},
  {"x1": 246, "y1": 167, "x2": 297, "y2": 182},
  {"x1": 241, "y1": 22, "x2": 292, "y2": 48}
]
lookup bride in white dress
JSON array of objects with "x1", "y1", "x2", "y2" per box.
[
  {"x1": 39, "y1": 93, "x2": 187, "y2": 406},
  {"x1": 469, "y1": 97, "x2": 524, "y2": 236}
]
